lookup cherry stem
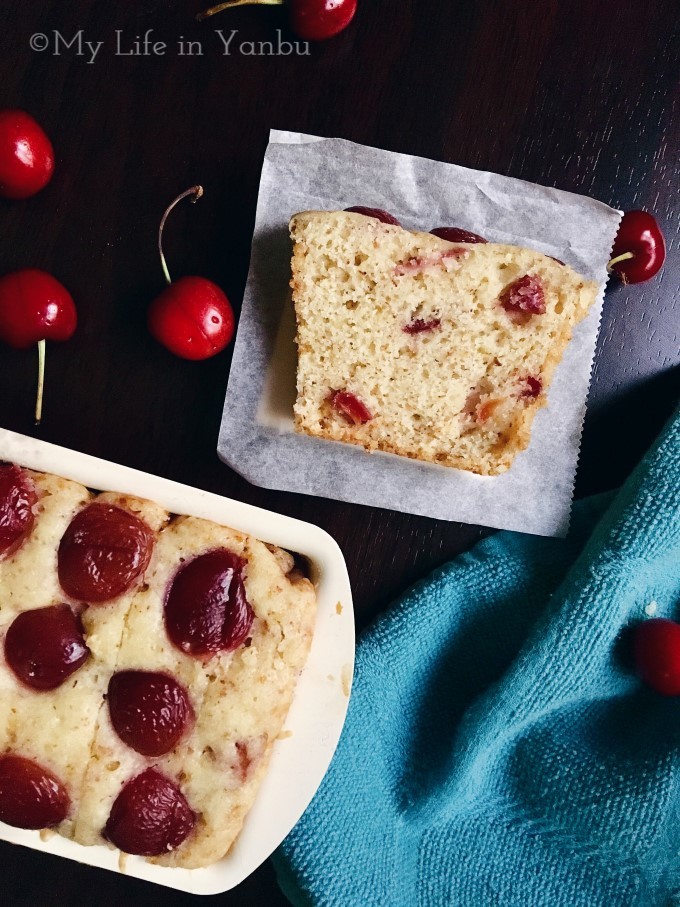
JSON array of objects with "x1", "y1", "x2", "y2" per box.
[
  {"x1": 159, "y1": 186, "x2": 204, "y2": 285},
  {"x1": 197, "y1": 0, "x2": 283, "y2": 21},
  {"x1": 607, "y1": 251, "x2": 634, "y2": 271},
  {"x1": 35, "y1": 339, "x2": 45, "y2": 426}
]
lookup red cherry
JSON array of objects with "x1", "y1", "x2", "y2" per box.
[
  {"x1": 0, "y1": 463, "x2": 36, "y2": 558},
  {"x1": 608, "y1": 210, "x2": 666, "y2": 284},
  {"x1": 164, "y1": 549, "x2": 254, "y2": 658},
  {"x1": 633, "y1": 618, "x2": 680, "y2": 696},
  {"x1": 0, "y1": 110, "x2": 54, "y2": 200},
  {"x1": 345, "y1": 207, "x2": 401, "y2": 226},
  {"x1": 105, "y1": 768, "x2": 195, "y2": 856},
  {"x1": 58, "y1": 503, "x2": 155, "y2": 603},
  {"x1": 108, "y1": 671, "x2": 194, "y2": 757},
  {"x1": 291, "y1": 0, "x2": 357, "y2": 40},
  {"x1": 0, "y1": 269, "x2": 77, "y2": 424},
  {"x1": 430, "y1": 227, "x2": 488, "y2": 244},
  {"x1": 403, "y1": 318, "x2": 441, "y2": 335},
  {"x1": 329, "y1": 390, "x2": 373, "y2": 424},
  {"x1": 149, "y1": 187, "x2": 235, "y2": 361},
  {"x1": 148, "y1": 276, "x2": 234, "y2": 361},
  {"x1": 0, "y1": 754, "x2": 70, "y2": 829},
  {"x1": 197, "y1": 0, "x2": 357, "y2": 41},
  {"x1": 499, "y1": 274, "x2": 546, "y2": 319},
  {"x1": 5, "y1": 604, "x2": 89, "y2": 692}
]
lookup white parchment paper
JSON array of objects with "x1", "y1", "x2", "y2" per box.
[{"x1": 218, "y1": 130, "x2": 622, "y2": 536}]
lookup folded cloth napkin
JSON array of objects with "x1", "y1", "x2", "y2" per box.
[{"x1": 273, "y1": 406, "x2": 680, "y2": 907}]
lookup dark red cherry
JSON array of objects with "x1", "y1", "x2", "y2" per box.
[
  {"x1": 633, "y1": 618, "x2": 680, "y2": 696},
  {"x1": 58, "y1": 503, "x2": 154, "y2": 602},
  {"x1": 430, "y1": 227, "x2": 487, "y2": 244},
  {"x1": 108, "y1": 671, "x2": 194, "y2": 757},
  {"x1": 164, "y1": 549, "x2": 254, "y2": 657},
  {"x1": 0, "y1": 754, "x2": 69, "y2": 829},
  {"x1": 0, "y1": 463, "x2": 36, "y2": 558},
  {"x1": 609, "y1": 210, "x2": 665, "y2": 284},
  {"x1": 5, "y1": 604, "x2": 89, "y2": 691},
  {"x1": 104, "y1": 768, "x2": 195, "y2": 856},
  {"x1": 329, "y1": 390, "x2": 373, "y2": 424},
  {"x1": 345, "y1": 207, "x2": 401, "y2": 226},
  {"x1": 499, "y1": 275, "x2": 546, "y2": 318}
]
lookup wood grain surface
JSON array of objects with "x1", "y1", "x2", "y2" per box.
[{"x1": 0, "y1": 1, "x2": 678, "y2": 903}]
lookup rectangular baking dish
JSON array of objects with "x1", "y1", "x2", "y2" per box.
[{"x1": 0, "y1": 427, "x2": 354, "y2": 894}]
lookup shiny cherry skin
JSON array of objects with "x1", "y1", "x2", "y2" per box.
[
  {"x1": 0, "y1": 463, "x2": 36, "y2": 557},
  {"x1": 633, "y1": 618, "x2": 680, "y2": 696},
  {"x1": 5, "y1": 604, "x2": 89, "y2": 692},
  {"x1": 0, "y1": 110, "x2": 54, "y2": 200},
  {"x1": 609, "y1": 210, "x2": 666, "y2": 284},
  {"x1": 0, "y1": 754, "x2": 70, "y2": 829},
  {"x1": 58, "y1": 503, "x2": 154, "y2": 603},
  {"x1": 108, "y1": 671, "x2": 194, "y2": 757},
  {"x1": 148, "y1": 276, "x2": 235, "y2": 361},
  {"x1": 345, "y1": 206, "x2": 401, "y2": 226},
  {"x1": 430, "y1": 227, "x2": 488, "y2": 244},
  {"x1": 164, "y1": 549, "x2": 254, "y2": 658},
  {"x1": 105, "y1": 768, "x2": 195, "y2": 856},
  {"x1": 292, "y1": 0, "x2": 357, "y2": 41},
  {"x1": 0, "y1": 269, "x2": 76, "y2": 350}
]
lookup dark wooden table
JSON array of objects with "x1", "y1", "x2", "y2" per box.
[{"x1": 1, "y1": 1, "x2": 678, "y2": 903}]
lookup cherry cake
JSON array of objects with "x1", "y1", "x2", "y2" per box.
[
  {"x1": 289, "y1": 210, "x2": 599, "y2": 475},
  {"x1": 0, "y1": 464, "x2": 316, "y2": 868}
]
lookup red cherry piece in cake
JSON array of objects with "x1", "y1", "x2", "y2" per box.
[
  {"x1": 108, "y1": 671, "x2": 194, "y2": 757},
  {"x1": 104, "y1": 768, "x2": 195, "y2": 856},
  {"x1": 633, "y1": 618, "x2": 680, "y2": 696},
  {"x1": 329, "y1": 390, "x2": 373, "y2": 425},
  {"x1": 0, "y1": 754, "x2": 69, "y2": 829},
  {"x1": 430, "y1": 227, "x2": 488, "y2": 244},
  {"x1": 520, "y1": 375, "x2": 543, "y2": 398},
  {"x1": 499, "y1": 275, "x2": 546, "y2": 318},
  {"x1": 403, "y1": 318, "x2": 441, "y2": 335},
  {"x1": 345, "y1": 207, "x2": 401, "y2": 226},
  {"x1": 0, "y1": 463, "x2": 36, "y2": 558},
  {"x1": 164, "y1": 549, "x2": 254, "y2": 657},
  {"x1": 58, "y1": 503, "x2": 154, "y2": 603},
  {"x1": 609, "y1": 210, "x2": 666, "y2": 284},
  {"x1": 5, "y1": 604, "x2": 89, "y2": 692}
]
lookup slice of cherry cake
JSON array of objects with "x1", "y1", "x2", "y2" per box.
[
  {"x1": 0, "y1": 463, "x2": 316, "y2": 867},
  {"x1": 289, "y1": 210, "x2": 599, "y2": 475}
]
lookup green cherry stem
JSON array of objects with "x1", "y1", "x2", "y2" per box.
[
  {"x1": 607, "y1": 251, "x2": 634, "y2": 271},
  {"x1": 158, "y1": 186, "x2": 204, "y2": 286},
  {"x1": 197, "y1": 0, "x2": 283, "y2": 21},
  {"x1": 35, "y1": 339, "x2": 45, "y2": 426}
]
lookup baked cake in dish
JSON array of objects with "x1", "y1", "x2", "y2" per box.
[
  {"x1": 289, "y1": 210, "x2": 599, "y2": 475},
  {"x1": 0, "y1": 463, "x2": 316, "y2": 868}
]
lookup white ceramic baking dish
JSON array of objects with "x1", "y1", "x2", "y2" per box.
[{"x1": 0, "y1": 427, "x2": 354, "y2": 895}]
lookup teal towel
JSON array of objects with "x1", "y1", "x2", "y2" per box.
[{"x1": 274, "y1": 407, "x2": 680, "y2": 907}]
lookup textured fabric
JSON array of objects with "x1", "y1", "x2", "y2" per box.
[{"x1": 274, "y1": 407, "x2": 680, "y2": 907}]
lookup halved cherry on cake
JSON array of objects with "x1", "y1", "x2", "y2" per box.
[
  {"x1": 164, "y1": 549, "x2": 254, "y2": 657},
  {"x1": 0, "y1": 463, "x2": 36, "y2": 558},
  {"x1": 108, "y1": 671, "x2": 194, "y2": 757},
  {"x1": 58, "y1": 503, "x2": 154, "y2": 602},
  {"x1": 105, "y1": 768, "x2": 195, "y2": 856},
  {"x1": 430, "y1": 227, "x2": 488, "y2": 244},
  {"x1": 345, "y1": 207, "x2": 401, "y2": 226},
  {"x1": 5, "y1": 604, "x2": 89, "y2": 691},
  {"x1": 0, "y1": 754, "x2": 69, "y2": 829}
]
